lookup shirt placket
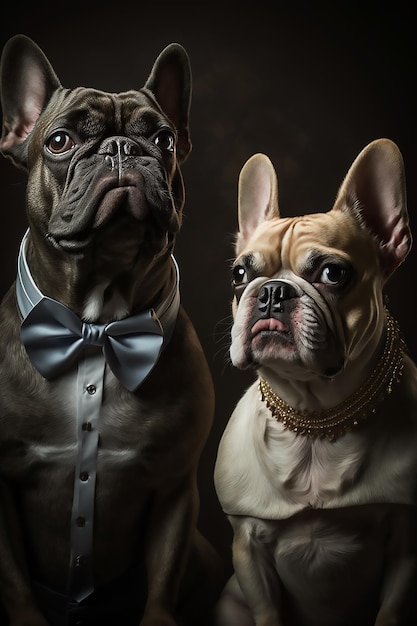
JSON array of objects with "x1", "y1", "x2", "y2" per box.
[{"x1": 68, "y1": 350, "x2": 105, "y2": 602}]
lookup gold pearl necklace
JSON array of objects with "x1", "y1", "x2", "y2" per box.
[{"x1": 259, "y1": 310, "x2": 405, "y2": 441}]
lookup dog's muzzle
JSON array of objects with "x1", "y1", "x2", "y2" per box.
[{"x1": 236, "y1": 276, "x2": 346, "y2": 379}]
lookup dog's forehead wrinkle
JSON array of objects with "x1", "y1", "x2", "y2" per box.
[
  {"x1": 246, "y1": 251, "x2": 264, "y2": 273},
  {"x1": 242, "y1": 218, "x2": 316, "y2": 276},
  {"x1": 45, "y1": 89, "x2": 162, "y2": 140},
  {"x1": 237, "y1": 251, "x2": 255, "y2": 268}
]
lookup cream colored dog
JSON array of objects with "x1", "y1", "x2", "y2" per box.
[{"x1": 214, "y1": 139, "x2": 417, "y2": 626}]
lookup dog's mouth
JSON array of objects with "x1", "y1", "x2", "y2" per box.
[
  {"x1": 250, "y1": 316, "x2": 295, "y2": 354},
  {"x1": 46, "y1": 177, "x2": 152, "y2": 253},
  {"x1": 93, "y1": 185, "x2": 147, "y2": 228},
  {"x1": 250, "y1": 317, "x2": 296, "y2": 364},
  {"x1": 248, "y1": 308, "x2": 345, "y2": 379},
  {"x1": 251, "y1": 318, "x2": 290, "y2": 335}
]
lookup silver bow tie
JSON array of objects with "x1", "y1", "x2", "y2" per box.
[{"x1": 16, "y1": 230, "x2": 180, "y2": 391}]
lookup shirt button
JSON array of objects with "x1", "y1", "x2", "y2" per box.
[
  {"x1": 75, "y1": 516, "x2": 86, "y2": 527},
  {"x1": 82, "y1": 422, "x2": 92, "y2": 431},
  {"x1": 86, "y1": 384, "x2": 96, "y2": 395},
  {"x1": 79, "y1": 472, "x2": 89, "y2": 482},
  {"x1": 75, "y1": 555, "x2": 83, "y2": 567}
]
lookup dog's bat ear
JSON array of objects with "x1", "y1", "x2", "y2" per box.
[
  {"x1": 0, "y1": 34, "x2": 61, "y2": 168},
  {"x1": 236, "y1": 153, "x2": 279, "y2": 254},
  {"x1": 144, "y1": 43, "x2": 192, "y2": 163},
  {"x1": 334, "y1": 138, "x2": 411, "y2": 280}
]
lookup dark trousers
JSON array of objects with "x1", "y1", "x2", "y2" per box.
[{"x1": 0, "y1": 564, "x2": 147, "y2": 626}]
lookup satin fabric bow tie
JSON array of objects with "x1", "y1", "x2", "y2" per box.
[
  {"x1": 20, "y1": 297, "x2": 164, "y2": 391},
  {"x1": 16, "y1": 230, "x2": 180, "y2": 391}
]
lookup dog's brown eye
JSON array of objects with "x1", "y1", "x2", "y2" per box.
[
  {"x1": 232, "y1": 265, "x2": 247, "y2": 286},
  {"x1": 46, "y1": 132, "x2": 76, "y2": 155},
  {"x1": 153, "y1": 129, "x2": 175, "y2": 152}
]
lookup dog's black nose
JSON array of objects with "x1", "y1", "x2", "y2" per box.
[
  {"x1": 257, "y1": 280, "x2": 297, "y2": 318},
  {"x1": 99, "y1": 136, "x2": 142, "y2": 159}
]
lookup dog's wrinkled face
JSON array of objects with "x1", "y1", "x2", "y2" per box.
[
  {"x1": 28, "y1": 88, "x2": 184, "y2": 257},
  {"x1": 0, "y1": 35, "x2": 191, "y2": 269},
  {"x1": 230, "y1": 143, "x2": 411, "y2": 382},
  {"x1": 231, "y1": 211, "x2": 382, "y2": 379}
]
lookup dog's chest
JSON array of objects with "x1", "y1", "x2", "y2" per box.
[
  {"x1": 215, "y1": 381, "x2": 417, "y2": 519},
  {"x1": 0, "y1": 350, "x2": 175, "y2": 484},
  {"x1": 262, "y1": 420, "x2": 357, "y2": 507},
  {"x1": 215, "y1": 385, "x2": 357, "y2": 516}
]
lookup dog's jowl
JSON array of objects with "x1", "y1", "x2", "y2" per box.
[
  {"x1": 214, "y1": 141, "x2": 417, "y2": 626},
  {"x1": 0, "y1": 35, "x2": 223, "y2": 626}
]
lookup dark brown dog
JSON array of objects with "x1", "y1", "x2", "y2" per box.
[{"x1": 0, "y1": 35, "x2": 222, "y2": 626}]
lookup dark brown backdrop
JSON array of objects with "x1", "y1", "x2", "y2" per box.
[{"x1": 1, "y1": 1, "x2": 416, "y2": 576}]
